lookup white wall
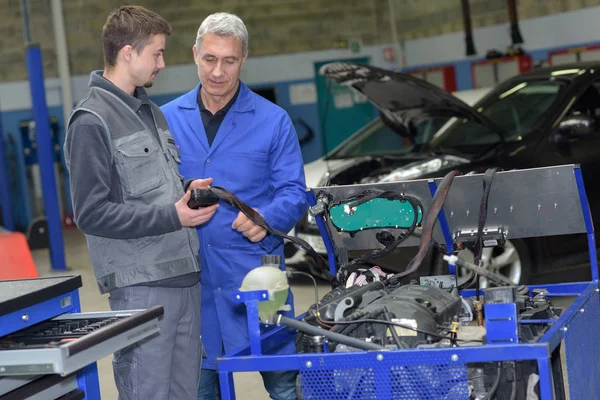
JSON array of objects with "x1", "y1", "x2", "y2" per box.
[
  {"x1": 405, "y1": 5, "x2": 600, "y2": 67},
  {"x1": 3, "y1": 4, "x2": 600, "y2": 112},
  {"x1": 0, "y1": 44, "x2": 398, "y2": 112}
]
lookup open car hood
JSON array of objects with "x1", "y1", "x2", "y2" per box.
[{"x1": 319, "y1": 62, "x2": 503, "y2": 136}]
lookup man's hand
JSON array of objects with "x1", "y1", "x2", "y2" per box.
[
  {"x1": 176, "y1": 190, "x2": 218, "y2": 227},
  {"x1": 232, "y1": 211, "x2": 267, "y2": 242},
  {"x1": 188, "y1": 178, "x2": 213, "y2": 191}
]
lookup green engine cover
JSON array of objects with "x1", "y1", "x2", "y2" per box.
[{"x1": 329, "y1": 198, "x2": 422, "y2": 232}]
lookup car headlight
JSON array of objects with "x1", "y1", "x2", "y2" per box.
[{"x1": 379, "y1": 157, "x2": 468, "y2": 182}]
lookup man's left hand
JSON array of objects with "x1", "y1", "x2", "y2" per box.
[
  {"x1": 232, "y1": 211, "x2": 267, "y2": 242},
  {"x1": 188, "y1": 178, "x2": 213, "y2": 191}
]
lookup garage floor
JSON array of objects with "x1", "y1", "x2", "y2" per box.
[{"x1": 32, "y1": 228, "x2": 330, "y2": 399}]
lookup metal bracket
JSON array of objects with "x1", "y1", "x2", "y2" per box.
[
  {"x1": 454, "y1": 227, "x2": 506, "y2": 249},
  {"x1": 484, "y1": 303, "x2": 519, "y2": 345},
  {"x1": 233, "y1": 290, "x2": 270, "y2": 356}
]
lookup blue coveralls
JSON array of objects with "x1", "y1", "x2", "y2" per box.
[{"x1": 161, "y1": 81, "x2": 308, "y2": 378}]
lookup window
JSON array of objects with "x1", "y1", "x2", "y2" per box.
[
  {"x1": 327, "y1": 117, "x2": 448, "y2": 159},
  {"x1": 567, "y1": 81, "x2": 600, "y2": 125},
  {"x1": 430, "y1": 79, "x2": 567, "y2": 151}
]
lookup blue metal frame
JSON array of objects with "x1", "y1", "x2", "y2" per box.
[
  {"x1": 0, "y1": 110, "x2": 14, "y2": 231},
  {"x1": 77, "y1": 363, "x2": 101, "y2": 400},
  {"x1": 25, "y1": 45, "x2": 66, "y2": 271},
  {"x1": 305, "y1": 189, "x2": 338, "y2": 277},
  {"x1": 428, "y1": 180, "x2": 455, "y2": 274},
  {"x1": 233, "y1": 290, "x2": 269, "y2": 356},
  {"x1": 574, "y1": 166, "x2": 598, "y2": 280},
  {"x1": 218, "y1": 166, "x2": 600, "y2": 400},
  {"x1": 0, "y1": 289, "x2": 79, "y2": 337},
  {"x1": 484, "y1": 302, "x2": 519, "y2": 344}
]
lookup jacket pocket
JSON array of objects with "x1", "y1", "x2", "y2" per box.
[
  {"x1": 226, "y1": 151, "x2": 268, "y2": 188},
  {"x1": 115, "y1": 132, "x2": 166, "y2": 197}
]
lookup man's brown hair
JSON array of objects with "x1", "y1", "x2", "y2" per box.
[{"x1": 102, "y1": 5, "x2": 172, "y2": 70}]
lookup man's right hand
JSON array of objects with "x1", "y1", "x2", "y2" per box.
[{"x1": 175, "y1": 191, "x2": 219, "y2": 227}]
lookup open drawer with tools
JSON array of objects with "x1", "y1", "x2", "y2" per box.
[
  {"x1": 0, "y1": 306, "x2": 163, "y2": 376},
  {"x1": 0, "y1": 275, "x2": 164, "y2": 399}
]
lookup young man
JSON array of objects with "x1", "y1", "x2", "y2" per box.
[
  {"x1": 64, "y1": 6, "x2": 216, "y2": 400},
  {"x1": 161, "y1": 12, "x2": 307, "y2": 400}
]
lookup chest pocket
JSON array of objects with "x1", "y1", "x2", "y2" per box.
[
  {"x1": 115, "y1": 132, "x2": 166, "y2": 197},
  {"x1": 227, "y1": 151, "x2": 268, "y2": 189}
]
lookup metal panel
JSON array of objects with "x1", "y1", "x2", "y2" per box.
[
  {"x1": 0, "y1": 375, "x2": 39, "y2": 395},
  {"x1": 580, "y1": 49, "x2": 600, "y2": 62},
  {"x1": 497, "y1": 60, "x2": 520, "y2": 82},
  {"x1": 434, "y1": 165, "x2": 586, "y2": 240},
  {"x1": 473, "y1": 63, "x2": 496, "y2": 88},
  {"x1": 425, "y1": 70, "x2": 444, "y2": 89},
  {"x1": 551, "y1": 53, "x2": 577, "y2": 66},
  {"x1": 484, "y1": 303, "x2": 519, "y2": 344},
  {"x1": 563, "y1": 289, "x2": 600, "y2": 399},
  {"x1": 0, "y1": 374, "x2": 79, "y2": 400},
  {"x1": 309, "y1": 178, "x2": 446, "y2": 251}
]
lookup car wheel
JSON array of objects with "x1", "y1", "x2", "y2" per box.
[{"x1": 455, "y1": 239, "x2": 531, "y2": 288}]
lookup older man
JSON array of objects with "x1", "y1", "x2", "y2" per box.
[{"x1": 161, "y1": 12, "x2": 307, "y2": 400}]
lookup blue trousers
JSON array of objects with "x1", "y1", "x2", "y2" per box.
[{"x1": 198, "y1": 368, "x2": 297, "y2": 400}]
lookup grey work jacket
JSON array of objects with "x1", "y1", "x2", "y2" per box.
[{"x1": 64, "y1": 81, "x2": 200, "y2": 294}]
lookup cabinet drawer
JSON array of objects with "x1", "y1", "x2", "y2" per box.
[
  {"x1": 0, "y1": 306, "x2": 163, "y2": 377},
  {"x1": 0, "y1": 374, "x2": 78, "y2": 400}
]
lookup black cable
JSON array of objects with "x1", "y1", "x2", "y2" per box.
[
  {"x1": 288, "y1": 271, "x2": 321, "y2": 320},
  {"x1": 481, "y1": 362, "x2": 503, "y2": 400},
  {"x1": 321, "y1": 318, "x2": 483, "y2": 343},
  {"x1": 277, "y1": 315, "x2": 385, "y2": 351},
  {"x1": 208, "y1": 186, "x2": 338, "y2": 284},
  {"x1": 382, "y1": 307, "x2": 405, "y2": 349},
  {"x1": 389, "y1": 170, "x2": 459, "y2": 283},
  {"x1": 331, "y1": 191, "x2": 422, "y2": 273},
  {"x1": 509, "y1": 378, "x2": 517, "y2": 400},
  {"x1": 446, "y1": 256, "x2": 512, "y2": 286}
]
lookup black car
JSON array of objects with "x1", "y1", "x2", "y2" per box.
[{"x1": 293, "y1": 61, "x2": 600, "y2": 286}]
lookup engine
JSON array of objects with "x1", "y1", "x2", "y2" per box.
[
  {"x1": 296, "y1": 279, "x2": 562, "y2": 399},
  {"x1": 301, "y1": 281, "x2": 465, "y2": 350}
]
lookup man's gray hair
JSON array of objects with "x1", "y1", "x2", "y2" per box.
[{"x1": 195, "y1": 12, "x2": 248, "y2": 57}]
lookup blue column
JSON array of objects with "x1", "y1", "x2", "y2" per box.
[
  {"x1": 25, "y1": 44, "x2": 67, "y2": 270},
  {"x1": 0, "y1": 112, "x2": 14, "y2": 231}
]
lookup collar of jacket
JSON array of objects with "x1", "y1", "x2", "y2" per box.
[
  {"x1": 88, "y1": 70, "x2": 150, "y2": 112},
  {"x1": 177, "y1": 81, "x2": 255, "y2": 114}
]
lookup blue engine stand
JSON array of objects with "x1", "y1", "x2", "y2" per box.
[{"x1": 218, "y1": 165, "x2": 600, "y2": 400}]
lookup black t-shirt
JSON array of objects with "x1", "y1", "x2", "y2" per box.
[{"x1": 197, "y1": 84, "x2": 240, "y2": 146}]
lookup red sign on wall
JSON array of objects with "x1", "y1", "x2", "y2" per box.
[{"x1": 383, "y1": 47, "x2": 395, "y2": 63}]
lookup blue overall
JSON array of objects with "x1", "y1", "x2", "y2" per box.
[{"x1": 161, "y1": 82, "x2": 307, "y2": 395}]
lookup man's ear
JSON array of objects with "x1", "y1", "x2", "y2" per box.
[
  {"x1": 192, "y1": 45, "x2": 199, "y2": 65},
  {"x1": 122, "y1": 45, "x2": 134, "y2": 63}
]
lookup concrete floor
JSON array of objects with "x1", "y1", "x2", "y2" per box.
[{"x1": 33, "y1": 228, "x2": 330, "y2": 399}]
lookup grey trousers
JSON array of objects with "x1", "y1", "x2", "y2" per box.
[{"x1": 109, "y1": 283, "x2": 201, "y2": 400}]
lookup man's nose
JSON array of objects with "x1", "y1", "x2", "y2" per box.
[{"x1": 212, "y1": 62, "x2": 224, "y2": 78}]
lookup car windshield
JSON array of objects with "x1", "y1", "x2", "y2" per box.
[
  {"x1": 429, "y1": 79, "x2": 568, "y2": 151},
  {"x1": 326, "y1": 117, "x2": 448, "y2": 159}
]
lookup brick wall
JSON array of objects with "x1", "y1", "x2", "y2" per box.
[{"x1": 0, "y1": 0, "x2": 598, "y2": 82}]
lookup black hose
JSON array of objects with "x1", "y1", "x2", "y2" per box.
[
  {"x1": 383, "y1": 307, "x2": 404, "y2": 349},
  {"x1": 278, "y1": 315, "x2": 385, "y2": 351},
  {"x1": 481, "y1": 362, "x2": 502, "y2": 400},
  {"x1": 509, "y1": 378, "x2": 517, "y2": 400}
]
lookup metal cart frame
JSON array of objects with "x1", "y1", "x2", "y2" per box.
[{"x1": 218, "y1": 164, "x2": 600, "y2": 399}]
